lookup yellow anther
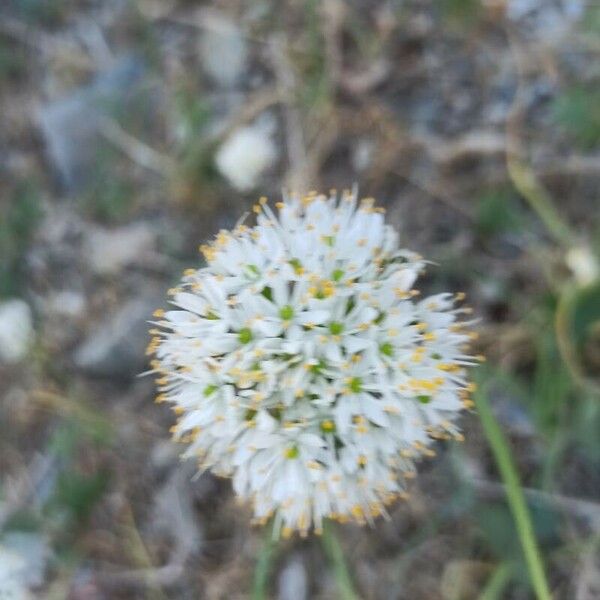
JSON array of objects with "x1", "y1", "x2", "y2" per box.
[
  {"x1": 216, "y1": 230, "x2": 230, "y2": 246},
  {"x1": 200, "y1": 244, "x2": 216, "y2": 261},
  {"x1": 437, "y1": 363, "x2": 459, "y2": 372},
  {"x1": 351, "y1": 505, "x2": 364, "y2": 519}
]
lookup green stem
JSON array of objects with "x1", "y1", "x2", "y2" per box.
[
  {"x1": 321, "y1": 521, "x2": 360, "y2": 600},
  {"x1": 252, "y1": 522, "x2": 277, "y2": 600},
  {"x1": 479, "y1": 562, "x2": 513, "y2": 600},
  {"x1": 475, "y1": 386, "x2": 552, "y2": 600}
]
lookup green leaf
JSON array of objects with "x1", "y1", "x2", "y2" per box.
[
  {"x1": 476, "y1": 189, "x2": 523, "y2": 237},
  {"x1": 49, "y1": 470, "x2": 109, "y2": 523},
  {"x1": 0, "y1": 182, "x2": 42, "y2": 297},
  {"x1": 440, "y1": 0, "x2": 482, "y2": 29},
  {"x1": 552, "y1": 87, "x2": 600, "y2": 149}
]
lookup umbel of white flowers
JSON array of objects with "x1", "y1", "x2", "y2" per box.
[{"x1": 149, "y1": 188, "x2": 479, "y2": 538}]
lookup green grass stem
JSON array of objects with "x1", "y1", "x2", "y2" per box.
[
  {"x1": 479, "y1": 561, "x2": 513, "y2": 600},
  {"x1": 321, "y1": 521, "x2": 360, "y2": 600},
  {"x1": 475, "y1": 386, "x2": 552, "y2": 600},
  {"x1": 252, "y1": 522, "x2": 277, "y2": 600}
]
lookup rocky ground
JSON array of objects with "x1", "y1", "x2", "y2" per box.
[{"x1": 1, "y1": 0, "x2": 600, "y2": 598}]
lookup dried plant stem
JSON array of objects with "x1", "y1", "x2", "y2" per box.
[
  {"x1": 506, "y1": 157, "x2": 574, "y2": 247},
  {"x1": 321, "y1": 521, "x2": 360, "y2": 600},
  {"x1": 475, "y1": 388, "x2": 552, "y2": 600},
  {"x1": 506, "y1": 29, "x2": 575, "y2": 248}
]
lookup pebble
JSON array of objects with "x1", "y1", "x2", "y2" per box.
[
  {"x1": 86, "y1": 223, "x2": 156, "y2": 275},
  {"x1": 199, "y1": 12, "x2": 247, "y2": 88},
  {"x1": 0, "y1": 544, "x2": 31, "y2": 600},
  {"x1": 38, "y1": 56, "x2": 144, "y2": 191},
  {"x1": 0, "y1": 532, "x2": 51, "y2": 599},
  {"x1": 0, "y1": 299, "x2": 33, "y2": 364},
  {"x1": 73, "y1": 296, "x2": 161, "y2": 379},
  {"x1": 277, "y1": 555, "x2": 308, "y2": 600}
]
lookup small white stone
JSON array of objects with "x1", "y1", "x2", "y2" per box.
[
  {"x1": 352, "y1": 139, "x2": 375, "y2": 172},
  {"x1": 0, "y1": 300, "x2": 33, "y2": 364},
  {"x1": 86, "y1": 223, "x2": 156, "y2": 275},
  {"x1": 2, "y1": 533, "x2": 51, "y2": 588},
  {"x1": 48, "y1": 290, "x2": 86, "y2": 318},
  {"x1": 0, "y1": 544, "x2": 32, "y2": 600},
  {"x1": 199, "y1": 12, "x2": 247, "y2": 87},
  {"x1": 278, "y1": 555, "x2": 308, "y2": 600},
  {"x1": 215, "y1": 123, "x2": 277, "y2": 191}
]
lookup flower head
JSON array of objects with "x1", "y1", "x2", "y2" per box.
[{"x1": 150, "y1": 189, "x2": 477, "y2": 537}]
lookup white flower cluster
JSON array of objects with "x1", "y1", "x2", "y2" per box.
[{"x1": 149, "y1": 189, "x2": 478, "y2": 537}]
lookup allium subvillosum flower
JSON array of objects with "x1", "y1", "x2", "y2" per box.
[{"x1": 149, "y1": 188, "x2": 479, "y2": 538}]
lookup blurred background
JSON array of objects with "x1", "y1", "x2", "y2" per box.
[{"x1": 1, "y1": 0, "x2": 599, "y2": 598}]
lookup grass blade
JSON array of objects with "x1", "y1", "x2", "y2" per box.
[
  {"x1": 475, "y1": 385, "x2": 552, "y2": 600},
  {"x1": 321, "y1": 521, "x2": 360, "y2": 600},
  {"x1": 479, "y1": 561, "x2": 513, "y2": 600},
  {"x1": 252, "y1": 522, "x2": 277, "y2": 600}
]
